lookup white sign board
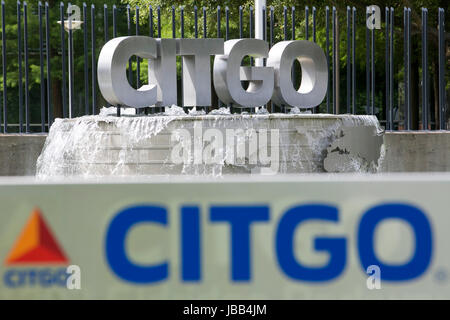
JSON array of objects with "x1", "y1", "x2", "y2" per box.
[{"x1": 0, "y1": 174, "x2": 448, "y2": 299}]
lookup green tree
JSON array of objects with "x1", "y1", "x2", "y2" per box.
[{"x1": 124, "y1": 0, "x2": 449, "y2": 128}]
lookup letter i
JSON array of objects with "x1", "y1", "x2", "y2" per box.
[{"x1": 181, "y1": 206, "x2": 202, "y2": 281}]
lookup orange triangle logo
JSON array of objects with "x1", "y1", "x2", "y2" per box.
[{"x1": 5, "y1": 208, "x2": 68, "y2": 265}]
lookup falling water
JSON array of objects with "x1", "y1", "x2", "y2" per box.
[{"x1": 36, "y1": 106, "x2": 384, "y2": 179}]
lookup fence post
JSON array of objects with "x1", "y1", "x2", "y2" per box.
[
  {"x1": 347, "y1": 6, "x2": 350, "y2": 114},
  {"x1": 1, "y1": 0, "x2": 6, "y2": 133},
  {"x1": 91, "y1": 4, "x2": 96, "y2": 115},
  {"x1": 352, "y1": 7, "x2": 356, "y2": 115},
  {"x1": 38, "y1": 2, "x2": 45, "y2": 131},
  {"x1": 18, "y1": 1, "x2": 23, "y2": 132},
  {"x1": 325, "y1": 6, "x2": 330, "y2": 114},
  {"x1": 389, "y1": 7, "x2": 394, "y2": 130},
  {"x1": 45, "y1": 2, "x2": 52, "y2": 125},
  {"x1": 438, "y1": 8, "x2": 446, "y2": 130},
  {"x1": 84, "y1": 3, "x2": 89, "y2": 116},
  {"x1": 422, "y1": 8, "x2": 429, "y2": 130}
]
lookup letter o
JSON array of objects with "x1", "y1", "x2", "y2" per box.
[
  {"x1": 267, "y1": 40, "x2": 328, "y2": 108},
  {"x1": 358, "y1": 203, "x2": 433, "y2": 281}
]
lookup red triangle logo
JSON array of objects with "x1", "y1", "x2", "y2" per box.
[{"x1": 4, "y1": 208, "x2": 69, "y2": 265}]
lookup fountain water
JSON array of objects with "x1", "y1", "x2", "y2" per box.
[{"x1": 36, "y1": 107, "x2": 384, "y2": 179}]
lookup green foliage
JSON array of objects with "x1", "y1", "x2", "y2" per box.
[{"x1": 0, "y1": 0, "x2": 447, "y2": 130}]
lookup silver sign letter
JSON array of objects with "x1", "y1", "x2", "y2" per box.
[
  {"x1": 178, "y1": 39, "x2": 224, "y2": 106},
  {"x1": 148, "y1": 38, "x2": 178, "y2": 107},
  {"x1": 267, "y1": 40, "x2": 328, "y2": 108},
  {"x1": 213, "y1": 39, "x2": 274, "y2": 107},
  {"x1": 98, "y1": 36, "x2": 157, "y2": 108}
]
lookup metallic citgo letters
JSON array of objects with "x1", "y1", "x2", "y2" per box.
[{"x1": 98, "y1": 36, "x2": 328, "y2": 109}]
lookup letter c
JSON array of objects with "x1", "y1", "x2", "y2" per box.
[
  {"x1": 98, "y1": 36, "x2": 158, "y2": 108},
  {"x1": 105, "y1": 205, "x2": 168, "y2": 284}
]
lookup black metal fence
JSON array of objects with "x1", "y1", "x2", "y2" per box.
[{"x1": 0, "y1": 2, "x2": 448, "y2": 133}]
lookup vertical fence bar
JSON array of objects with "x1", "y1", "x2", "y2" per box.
[
  {"x1": 249, "y1": 6, "x2": 254, "y2": 112},
  {"x1": 149, "y1": 5, "x2": 153, "y2": 37},
  {"x1": 60, "y1": 2, "x2": 67, "y2": 118},
  {"x1": 325, "y1": 6, "x2": 330, "y2": 113},
  {"x1": 305, "y1": 6, "x2": 309, "y2": 40},
  {"x1": 270, "y1": 6, "x2": 274, "y2": 46},
  {"x1": 24, "y1": 1, "x2": 30, "y2": 130},
  {"x1": 84, "y1": 3, "x2": 89, "y2": 116},
  {"x1": 180, "y1": 6, "x2": 184, "y2": 109},
  {"x1": 203, "y1": 6, "x2": 207, "y2": 38},
  {"x1": 279, "y1": 0, "x2": 287, "y2": 109},
  {"x1": 146, "y1": 5, "x2": 152, "y2": 115},
  {"x1": 313, "y1": 6, "x2": 316, "y2": 42},
  {"x1": 352, "y1": 7, "x2": 356, "y2": 114},
  {"x1": 366, "y1": 8, "x2": 370, "y2": 117},
  {"x1": 157, "y1": 6, "x2": 161, "y2": 37},
  {"x1": 127, "y1": 5, "x2": 132, "y2": 86},
  {"x1": 262, "y1": 6, "x2": 266, "y2": 49},
  {"x1": 263, "y1": 5, "x2": 266, "y2": 66},
  {"x1": 346, "y1": 6, "x2": 350, "y2": 114},
  {"x1": 68, "y1": 3, "x2": 74, "y2": 118},
  {"x1": 385, "y1": 7, "x2": 390, "y2": 129},
  {"x1": 203, "y1": 6, "x2": 207, "y2": 111},
  {"x1": 239, "y1": 6, "x2": 243, "y2": 39},
  {"x1": 217, "y1": 6, "x2": 221, "y2": 109},
  {"x1": 217, "y1": 6, "x2": 221, "y2": 38},
  {"x1": 262, "y1": 5, "x2": 267, "y2": 111},
  {"x1": 389, "y1": 7, "x2": 394, "y2": 130},
  {"x1": 225, "y1": 6, "x2": 229, "y2": 40},
  {"x1": 291, "y1": 6, "x2": 295, "y2": 40},
  {"x1": 91, "y1": 4, "x2": 96, "y2": 114},
  {"x1": 171, "y1": 5, "x2": 175, "y2": 38},
  {"x1": 194, "y1": 6, "x2": 198, "y2": 38},
  {"x1": 250, "y1": 6, "x2": 253, "y2": 69},
  {"x1": 438, "y1": 8, "x2": 446, "y2": 130},
  {"x1": 250, "y1": 6, "x2": 253, "y2": 39},
  {"x1": 291, "y1": 5, "x2": 295, "y2": 113},
  {"x1": 332, "y1": 6, "x2": 336, "y2": 114},
  {"x1": 113, "y1": 4, "x2": 119, "y2": 115},
  {"x1": 403, "y1": 8, "x2": 407, "y2": 129},
  {"x1": 406, "y1": 8, "x2": 411, "y2": 129},
  {"x1": 39, "y1": 2, "x2": 45, "y2": 131},
  {"x1": 45, "y1": 2, "x2": 52, "y2": 126},
  {"x1": 112, "y1": 5, "x2": 117, "y2": 40},
  {"x1": 270, "y1": 6, "x2": 274, "y2": 112},
  {"x1": 1, "y1": 0, "x2": 6, "y2": 132},
  {"x1": 104, "y1": 4, "x2": 108, "y2": 42},
  {"x1": 136, "y1": 6, "x2": 140, "y2": 90},
  {"x1": 422, "y1": 8, "x2": 428, "y2": 130},
  {"x1": 18, "y1": 1, "x2": 23, "y2": 132},
  {"x1": 102, "y1": 3, "x2": 108, "y2": 112},
  {"x1": 371, "y1": 7, "x2": 375, "y2": 115},
  {"x1": 157, "y1": 5, "x2": 161, "y2": 112}
]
